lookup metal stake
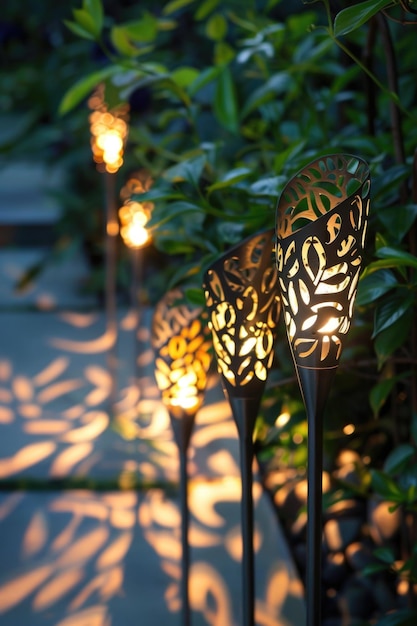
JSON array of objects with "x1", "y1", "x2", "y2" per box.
[
  {"x1": 296, "y1": 366, "x2": 336, "y2": 626},
  {"x1": 171, "y1": 410, "x2": 195, "y2": 626},
  {"x1": 104, "y1": 171, "x2": 118, "y2": 411},
  {"x1": 229, "y1": 395, "x2": 261, "y2": 626}
]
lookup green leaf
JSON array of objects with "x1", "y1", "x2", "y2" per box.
[
  {"x1": 241, "y1": 72, "x2": 291, "y2": 119},
  {"x1": 370, "y1": 378, "x2": 396, "y2": 416},
  {"x1": 58, "y1": 65, "x2": 123, "y2": 115},
  {"x1": 64, "y1": 19, "x2": 97, "y2": 41},
  {"x1": 206, "y1": 13, "x2": 227, "y2": 40},
  {"x1": 376, "y1": 246, "x2": 417, "y2": 270},
  {"x1": 334, "y1": 0, "x2": 394, "y2": 38},
  {"x1": 250, "y1": 176, "x2": 285, "y2": 196},
  {"x1": 163, "y1": 0, "x2": 196, "y2": 15},
  {"x1": 378, "y1": 204, "x2": 417, "y2": 243},
  {"x1": 375, "y1": 232, "x2": 389, "y2": 251},
  {"x1": 150, "y1": 201, "x2": 205, "y2": 228},
  {"x1": 111, "y1": 26, "x2": 142, "y2": 57},
  {"x1": 373, "y1": 291, "x2": 414, "y2": 337},
  {"x1": 214, "y1": 66, "x2": 239, "y2": 133},
  {"x1": 214, "y1": 41, "x2": 235, "y2": 65},
  {"x1": 384, "y1": 444, "x2": 415, "y2": 474},
  {"x1": 356, "y1": 269, "x2": 398, "y2": 306},
  {"x1": 171, "y1": 67, "x2": 200, "y2": 88},
  {"x1": 133, "y1": 186, "x2": 183, "y2": 203},
  {"x1": 207, "y1": 167, "x2": 252, "y2": 192},
  {"x1": 362, "y1": 562, "x2": 390, "y2": 577},
  {"x1": 163, "y1": 155, "x2": 206, "y2": 186},
  {"x1": 83, "y1": 0, "x2": 103, "y2": 32},
  {"x1": 195, "y1": 0, "x2": 221, "y2": 20},
  {"x1": 374, "y1": 546, "x2": 396, "y2": 564},
  {"x1": 188, "y1": 65, "x2": 221, "y2": 96},
  {"x1": 184, "y1": 287, "x2": 206, "y2": 306},
  {"x1": 72, "y1": 8, "x2": 100, "y2": 38},
  {"x1": 374, "y1": 307, "x2": 413, "y2": 368},
  {"x1": 123, "y1": 14, "x2": 158, "y2": 43},
  {"x1": 370, "y1": 469, "x2": 404, "y2": 502}
]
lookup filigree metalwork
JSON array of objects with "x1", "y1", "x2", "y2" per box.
[
  {"x1": 152, "y1": 288, "x2": 212, "y2": 416},
  {"x1": 203, "y1": 229, "x2": 281, "y2": 396},
  {"x1": 276, "y1": 154, "x2": 371, "y2": 369}
]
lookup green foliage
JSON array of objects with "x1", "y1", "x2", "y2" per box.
[{"x1": 5, "y1": 1, "x2": 417, "y2": 621}]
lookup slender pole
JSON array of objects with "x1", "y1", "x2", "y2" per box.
[
  {"x1": 296, "y1": 366, "x2": 335, "y2": 626},
  {"x1": 239, "y1": 424, "x2": 255, "y2": 626},
  {"x1": 131, "y1": 247, "x2": 142, "y2": 385},
  {"x1": 104, "y1": 171, "x2": 118, "y2": 411},
  {"x1": 170, "y1": 411, "x2": 195, "y2": 626},
  {"x1": 229, "y1": 395, "x2": 259, "y2": 626},
  {"x1": 179, "y1": 443, "x2": 191, "y2": 626},
  {"x1": 306, "y1": 406, "x2": 323, "y2": 626}
]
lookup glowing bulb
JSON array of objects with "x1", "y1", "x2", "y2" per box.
[
  {"x1": 121, "y1": 223, "x2": 149, "y2": 248},
  {"x1": 318, "y1": 317, "x2": 341, "y2": 334},
  {"x1": 275, "y1": 411, "x2": 291, "y2": 428},
  {"x1": 88, "y1": 85, "x2": 129, "y2": 173}
]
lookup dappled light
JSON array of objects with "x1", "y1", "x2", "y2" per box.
[{"x1": 0, "y1": 275, "x2": 305, "y2": 624}]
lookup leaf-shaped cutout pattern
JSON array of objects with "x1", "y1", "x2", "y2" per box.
[
  {"x1": 338, "y1": 234, "x2": 356, "y2": 257},
  {"x1": 288, "y1": 281, "x2": 298, "y2": 315},
  {"x1": 326, "y1": 213, "x2": 342, "y2": 243},
  {"x1": 287, "y1": 258, "x2": 300, "y2": 278},
  {"x1": 302, "y1": 236, "x2": 326, "y2": 286},
  {"x1": 299, "y1": 279, "x2": 310, "y2": 305}
]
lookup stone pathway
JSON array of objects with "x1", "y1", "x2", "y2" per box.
[{"x1": 0, "y1": 243, "x2": 306, "y2": 626}]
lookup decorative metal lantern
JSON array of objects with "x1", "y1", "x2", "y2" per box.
[
  {"x1": 152, "y1": 288, "x2": 212, "y2": 626},
  {"x1": 276, "y1": 154, "x2": 371, "y2": 626},
  {"x1": 203, "y1": 229, "x2": 281, "y2": 626}
]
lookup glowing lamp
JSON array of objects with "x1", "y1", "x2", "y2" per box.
[
  {"x1": 87, "y1": 85, "x2": 129, "y2": 409},
  {"x1": 203, "y1": 229, "x2": 280, "y2": 626},
  {"x1": 276, "y1": 154, "x2": 370, "y2": 626},
  {"x1": 88, "y1": 85, "x2": 129, "y2": 174},
  {"x1": 152, "y1": 287, "x2": 212, "y2": 626},
  {"x1": 119, "y1": 171, "x2": 154, "y2": 249}
]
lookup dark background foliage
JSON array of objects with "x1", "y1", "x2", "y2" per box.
[{"x1": 1, "y1": 1, "x2": 417, "y2": 623}]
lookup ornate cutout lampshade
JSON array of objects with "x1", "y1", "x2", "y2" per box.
[
  {"x1": 152, "y1": 287, "x2": 212, "y2": 626},
  {"x1": 203, "y1": 228, "x2": 281, "y2": 409},
  {"x1": 203, "y1": 229, "x2": 280, "y2": 626},
  {"x1": 276, "y1": 154, "x2": 370, "y2": 626},
  {"x1": 152, "y1": 287, "x2": 212, "y2": 446},
  {"x1": 276, "y1": 154, "x2": 370, "y2": 375}
]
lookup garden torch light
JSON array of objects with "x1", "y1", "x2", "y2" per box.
[
  {"x1": 275, "y1": 154, "x2": 370, "y2": 626},
  {"x1": 203, "y1": 229, "x2": 281, "y2": 626},
  {"x1": 119, "y1": 172, "x2": 153, "y2": 383},
  {"x1": 152, "y1": 288, "x2": 212, "y2": 626},
  {"x1": 88, "y1": 84, "x2": 130, "y2": 411}
]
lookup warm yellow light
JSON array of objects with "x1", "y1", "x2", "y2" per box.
[
  {"x1": 119, "y1": 176, "x2": 154, "y2": 249},
  {"x1": 120, "y1": 222, "x2": 149, "y2": 248},
  {"x1": 119, "y1": 203, "x2": 150, "y2": 249},
  {"x1": 107, "y1": 220, "x2": 119, "y2": 237},
  {"x1": 318, "y1": 316, "x2": 342, "y2": 334},
  {"x1": 343, "y1": 423, "x2": 355, "y2": 435},
  {"x1": 275, "y1": 411, "x2": 291, "y2": 428},
  {"x1": 168, "y1": 370, "x2": 200, "y2": 412},
  {"x1": 397, "y1": 579, "x2": 409, "y2": 596},
  {"x1": 88, "y1": 85, "x2": 129, "y2": 174}
]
